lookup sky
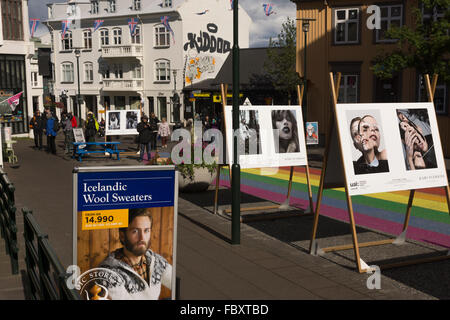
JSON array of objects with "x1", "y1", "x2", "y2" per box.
[{"x1": 28, "y1": 0, "x2": 296, "y2": 48}]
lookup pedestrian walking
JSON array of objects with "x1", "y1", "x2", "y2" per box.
[
  {"x1": 61, "y1": 112, "x2": 74, "y2": 154},
  {"x1": 85, "y1": 112, "x2": 97, "y2": 150},
  {"x1": 149, "y1": 112, "x2": 160, "y2": 150},
  {"x1": 44, "y1": 111, "x2": 58, "y2": 154},
  {"x1": 29, "y1": 110, "x2": 45, "y2": 150},
  {"x1": 158, "y1": 117, "x2": 171, "y2": 149},
  {"x1": 137, "y1": 115, "x2": 152, "y2": 162}
]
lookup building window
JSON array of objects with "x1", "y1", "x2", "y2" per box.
[
  {"x1": 133, "y1": 0, "x2": 141, "y2": 11},
  {"x1": 132, "y1": 63, "x2": 142, "y2": 78},
  {"x1": 113, "y1": 28, "x2": 122, "y2": 45},
  {"x1": 61, "y1": 62, "x2": 74, "y2": 83},
  {"x1": 91, "y1": 1, "x2": 99, "y2": 14},
  {"x1": 334, "y1": 8, "x2": 359, "y2": 44},
  {"x1": 31, "y1": 72, "x2": 38, "y2": 87},
  {"x1": 338, "y1": 74, "x2": 359, "y2": 103},
  {"x1": 84, "y1": 62, "x2": 94, "y2": 82},
  {"x1": 162, "y1": 0, "x2": 172, "y2": 7},
  {"x1": 61, "y1": 31, "x2": 73, "y2": 50},
  {"x1": 83, "y1": 29, "x2": 92, "y2": 49},
  {"x1": 418, "y1": 75, "x2": 448, "y2": 115},
  {"x1": 376, "y1": 5, "x2": 403, "y2": 43},
  {"x1": 154, "y1": 25, "x2": 170, "y2": 47},
  {"x1": 1, "y1": 0, "x2": 24, "y2": 40},
  {"x1": 155, "y1": 60, "x2": 170, "y2": 81},
  {"x1": 109, "y1": 0, "x2": 116, "y2": 13},
  {"x1": 132, "y1": 26, "x2": 141, "y2": 44},
  {"x1": 100, "y1": 29, "x2": 109, "y2": 46},
  {"x1": 422, "y1": 4, "x2": 449, "y2": 35},
  {"x1": 113, "y1": 64, "x2": 123, "y2": 79},
  {"x1": 100, "y1": 63, "x2": 110, "y2": 80}
]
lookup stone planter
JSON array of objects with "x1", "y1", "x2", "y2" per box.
[{"x1": 178, "y1": 167, "x2": 217, "y2": 193}]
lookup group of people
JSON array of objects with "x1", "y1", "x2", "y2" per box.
[
  {"x1": 136, "y1": 112, "x2": 171, "y2": 162},
  {"x1": 29, "y1": 108, "x2": 101, "y2": 155},
  {"x1": 29, "y1": 109, "x2": 77, "y2": 155}
]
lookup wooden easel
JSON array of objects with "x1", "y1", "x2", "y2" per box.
[
  {"x1": 213, "y1": 83, "x2": 314, "y2": 222},
  {"x1": 310, "y1": 72, "x2": 450, "y2": 273}
]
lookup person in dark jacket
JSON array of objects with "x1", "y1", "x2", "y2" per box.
[
  {"x1": 29, "y1": 110, "x2": 45, "y2": 150},
  {"x1": 85, "y1": 112, "x2": 97, "y2": 150},
  {"x1": 61, "y1": 112, "x2": 74, "y2": 154},
  {"x1": 149, "y1": 113, "x2": 160, "y2": 151},
  {"x1": 137, "y1": 115, "x2": 152, "y2": 162},
  {"x1": 44, "y1": 112, "x2": 58, "y2": 154}
]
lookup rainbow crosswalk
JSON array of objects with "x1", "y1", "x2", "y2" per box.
[{"x1": 219, "y1": 167, "x2": 450, "y2": 249}]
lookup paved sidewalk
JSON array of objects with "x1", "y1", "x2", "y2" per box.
[{"x1": 0, "y1": 135, "x2": 447, "y2": 299}]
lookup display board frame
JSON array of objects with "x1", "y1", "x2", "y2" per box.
[
  {"x1": 72, "y1": 165, "x2": 178, "y2": 299},
  {"x1": 213, "y1": 84, "x2": 314, "y2": 221},
  {"x1": 309, "y1": 73, "x2": 450, "y2": 273}
]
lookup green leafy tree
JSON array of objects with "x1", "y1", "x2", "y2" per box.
[
  {"x1": 264, "y1": 17, "x2": 301, "y2": 105},
  {"x1": 371, "y1": 0, "x2": 450, "y2": 84}
]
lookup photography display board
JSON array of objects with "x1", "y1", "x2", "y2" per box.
[
  {"x1": 336, "y1": 102, "x2": 447, "y2": 196},
  {"x1": 73, "y1": 166, "x2": 178, "y2": 300},
  {"x1": 306, "y1": 122, "x2": 319, "y2": 145},
  {"x1": 224, "y1": 105, "x2": 308, "y2": 169},
  {"x1": 105, "y1": 110, "x2": 140, "y2": 136}
]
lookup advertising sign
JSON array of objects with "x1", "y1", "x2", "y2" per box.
[
  {"x1": 225, "y1": 105, "x2": 308, "y2": 168},
  {"x1": 73, "y1": 166, "x2": 178, "y2": 300},
  {"x1": 335, "y1": 102, "x2": 447, "y2": 195},
  {"x1": 106, "y1": 110, "x2": 140, "y2": 136}
]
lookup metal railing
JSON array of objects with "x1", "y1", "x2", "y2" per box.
[
  {"x1": 0, "y1": 168, "x2": 18, "y2": 274},
  {"x1": 23, "y1": 208, "x2": 80, "y2": 300}
]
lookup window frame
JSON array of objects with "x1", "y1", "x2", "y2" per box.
[
  {"x1": 91, "y1": 1, "x2": 99, "y2": 14},
  {"x1": 109, "y1": 0, "x2": 116, "y2": 13},
  {"x1": 61, "y1": 62, "x2": 74, "y2": 83},
  {"x1": 83, "y1": 29, "x2": 93, "y2": 49},
  {"x1": 31, "y1": 72, "x2": 39, "y2": 87},
  {"x1": 375, "y1": 3, "x2": 404, "y2": 43},
  {"x1": 333, "y1": 7, "x2": 360, "y2": 45},
  {"x1": 83, "y1": 62, "x2": 94, "y2": 83},
  {"x1": 154, "y1": 25, "x2": 171, "y2": 48},
  {"x1": 162, "y1": 0, "x2": 172, "y2": 8},
  {"x1": 154, "y1": 59, "x2": 171, "y2": 82},
  {"x1": 132, "y1": 26, "x2": 141, "y2": 44},
  {"x1": 133, "y1": 0, "x2": 141, "y2": 11},
  {"x1": 417, "y1": 74, "x2": 448, "y2": 115},
  {"x1": 112, "y1": 28, "x2": 122, "y2": 45},
  {"x1": 61, "y1": 31, "x2": 73, "y2": 51},
  {"x1": 100, "y1": 28, "x2": 109, "y2": 46}
]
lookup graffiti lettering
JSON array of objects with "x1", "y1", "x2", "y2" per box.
[
  {"x1": 184, "y1": 23, "x2": 231, "y2": 54},
  {"x1": 185, "y1": 56, "x2": 216, "y2": 84}
]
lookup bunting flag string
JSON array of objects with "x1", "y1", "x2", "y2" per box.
[
  {"x1": 61, "y1": 20, "x2": 71, "y2": 39},
  {"x1": 262, "y1": 4, "x2": 276, "y2": 16},
  {"x1": 160, "y1": 16, "x2": 175, "y2": 44},
  {"x1": 93, "y1": 19, "x2": 104, "y2": 32},
  {"x1": 30, "y1": 19, "x2": 40, "y2": 38},
  {"x1": 128, "y1": 18, "x2": 138, "y2": 37}
]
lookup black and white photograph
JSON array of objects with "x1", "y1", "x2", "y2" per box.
[
  {"x1": 271, "y1": 110, "x2": 300, "y2": 153},
  {"x1": 108, "y1": 112, "x2": 120, "y2": 131},
  {"x1": 397, "y1": 108, "x2": 437, "y2": 171},
  {"x1": 126, "y1": 111, "x2": 139, "y2": 130},
  {"x1": 346, "y1": 110, "x2": 390, "y2": 175},
  {"x1": 238, "y1": 110, "x2": 261, "y2": 155}
]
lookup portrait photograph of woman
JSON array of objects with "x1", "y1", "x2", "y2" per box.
[{"x1": 271, "y1": 110, "x2": 300, "y2": 154}]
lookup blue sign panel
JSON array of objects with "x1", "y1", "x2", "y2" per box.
[{"x1": 77, "y1": 169, "x2": 175, "y2": 211}]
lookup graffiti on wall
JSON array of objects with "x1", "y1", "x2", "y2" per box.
[
  {"x1": 185, "y1": 54, "x2": 216, "y2": 85},
  {"x1": 183, "y1": 23, "x2": 231, "y2": 54}
]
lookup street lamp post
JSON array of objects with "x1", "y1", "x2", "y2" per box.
[
  {"x1": 75, "y1": 49, "x2": 82, "y2": 125},
  {"x1": 172, "y1": 69, "x2": 180, "y2": 123},
  {"x1": 232, "y1": 0, "x2": 241, "y2": 245},
  {"x1": 297, "y1": 18, "x2": 315, "y2": 124}
]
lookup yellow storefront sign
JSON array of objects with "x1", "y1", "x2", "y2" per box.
[
  {"x1": 213, "y1": 93, "x2": 244, "y2": 103},
  {"x1": 81, "y1": 209, "x2": 128, "y2": 230}
]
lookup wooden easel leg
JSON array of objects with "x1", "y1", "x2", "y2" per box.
[
  {"x1": 345, "y1": 195, "x2": 366, "y2": 273},
  {"x1": 279, "y1": 167, "x2": 294, "y2": 209},
  {"x1": 445, "y1": 186, "x2": 450, "y2": 216},
  {"x1": 403, "y1": 190, "x2": 415, "y2": 231},
  {"x1": 214, "y1": 165, "x2": 221, "y2": 215},
  {"x1": 305, "y1": 164, "x2": 314, "y2": 214},
  {"x1": 309, "y1": 171, "x2": 325, "y2": 254}
]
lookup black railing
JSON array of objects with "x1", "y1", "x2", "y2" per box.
[
  {"x1": 23, "y1": 208, "x2": 80, "y2": 300},
  {"x1": 0, "y1": 168, "x2": 18, "y2": 274}
]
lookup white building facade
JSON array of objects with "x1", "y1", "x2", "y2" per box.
[
  {"x1": 46, "y1": 0, "x2": 251, "y2": 123},
  {"x1": 0, "y1": 0, "x2": 34, "y2": 136}
]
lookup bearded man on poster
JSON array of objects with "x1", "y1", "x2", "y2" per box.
[{"x1": 99, "y1": 208, "x2": 172, "y2": 300}]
